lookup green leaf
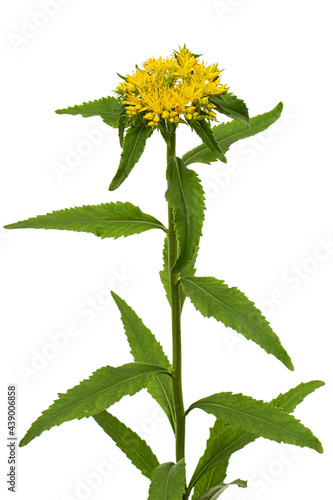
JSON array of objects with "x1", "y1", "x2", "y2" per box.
[
  {"x1": 19, "y1": 362, "x2": 171, "y2": 447},
  {"x1": 180, "y1": 276, "x2": 293, "y2": 370},
  {"x1": 271, "y1": 380, "x2": 325, "y2": 412},
  {"x1": 186, "y1": 392, "x2": 323, "y2": 453},
  {"x1": 93, "y1": 410, "x2": 159, "y2": 478},
  {"x1": 191, "y1": 121, "x2": 226, "y2": 163},
  {"x1": 195, "y1": 479, "x2": 247, "y2": 500},
  {"x1": 189, "y1": 380, "x2": 324, "y2": 494},
  {"x1": 160, "y1": 236, "x2": 197, "y2": 309},
  {"x1": 111, "y1": 292, "x2": 175, "y2": 432},
  {"x1": 165, "y1": 157, "x2": 205, "y2": 274},
  {"x1": 148, "y1": 460, "x2": 186, "y2": 500},
  {"x1": 192, "y1": 420, "x2": 229, "y2": 499},
  {"x1": 55, "y1": 96, "x2": 123, "y2": 128},
  {"x1": 182, "y1": 102, "x2": 283, "y2": 167},
  {"x1": 109, "y1": 125, "x2": 151, "y2": 191},
  {"x1": 210, "y1": 93, "x2": 249, "y2": 125},
  {"x1": 4, "y1": 202, "x2": 166, "y2": 238}
]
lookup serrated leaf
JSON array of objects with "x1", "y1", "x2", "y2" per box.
[
  {"x1": 165, "y1": 157, "x2": 205, "y2": 274},
  {"x1": 159, "y1": 236, "x2": 197, "y2": 309},
  {"x1": 55, "y1": 96, "x2": 123, "y2": 128},
  {"x1": 192, "y1": 420, "x2": 229, "y2": 499},
  {"x1": 182, "y1": 102, "x2": 283, "y2": 167},
  {"x1": 4, "y1": 202, "x2": 166, "y2": 238},
  {"x1": 210, "y1": 93, "x2": 249, "y2": 125},
  {"x1": 93, "y1": 410, "x2": 159, "y2": 478},
  {"x1": 190, "y1": 380, "x2": 325, "y2": 494},
  {"x1": 148, "y1": 460, "x2": 186, "y2": 500},
  {"x1": 187, "y1": 392, "x2": 323, "y2": 453},
  {"x1": 180, "y1": 276, "x2": 293, "y2": 370},
  {"x1": 195, "y1": 479, "x2": 247, "y2": 500},
  {"x1": 192, "y1": 121, "x2": 226, "y2": 163},
  {"x1": 270, "y1": 380, "x2": 325, "y2": 412},
  {"x1": 19, "y1": 363, "x2": 171, "y2": 447},
  {"x1": 111, "y1": 292, "x2": 175, "y2": 432},
  {"x1": 109, "y1": 125, "x2": 151, "y2": 191}
]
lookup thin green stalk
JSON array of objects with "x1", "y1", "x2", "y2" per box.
[{"x1": 166, "y1": 130, "x2": 186, "y2": 470}]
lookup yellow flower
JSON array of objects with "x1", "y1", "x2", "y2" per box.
[{"x1": 116, "y1": 45, "x2": 228, "y2": 129}]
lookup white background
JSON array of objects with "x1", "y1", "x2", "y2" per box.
[{"x1": 1, "y1": 0, "x2": 332, "y2": 499}]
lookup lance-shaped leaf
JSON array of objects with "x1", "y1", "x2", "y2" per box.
[
  {"x1": 19, "y1": 363, "x2": 171, "y2": 447},
  {"x1": 160, "y1": 236, "x2": 197, "y2": 309},
  {"x1": 93, "y1": 410, "x2": 159, "y2": 478},
  {"x1": 111, "y1": 292, "x2": 175, "y2": 431},
  {"x1": 191, "y1": 120, "x2": 226, "y2": 163},
  {"x1": 183, "y1": 102, "x2": 283, "y2": 166},
  {"x1": 165, "y1": 157, "x2": 205, "y2": 274},
  {"x1": 4, "y1": 202, "x2": 166, "y2": 238},
  {"x1": 195, "y1": 479, "x2": 247, "y2": 500},
  {"x1": 180, "y1": 276, "x2": 293, "y2": 370},
  {"x1": 148, "y1": 460, "x2": 186, "y2": 500},
  {"x1": 210, "y1": 93, "x2": 249, "y2": 125},
  {"x1": 55, "y1": 96, "x2": 123, "y2": 128},
  {"x1": 190, "y1": 380, "x2": 324, "y2": 495},
  {"x1": 109, "y1": 125, "x2": 151, "y2": 191},
  {"x1": 186, "y1": 392, "x2": 323, "y2": 453},
  {"x1": 192, "y1": 420, "x2": 229, "y2": 499}
]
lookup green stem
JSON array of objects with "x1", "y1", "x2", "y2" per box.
[{"x1": 166, "y1": 130, "x2": 186, "y2": 467}]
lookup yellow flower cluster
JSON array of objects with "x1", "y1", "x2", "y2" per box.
[{"x1": 116, "y1": 46, "x2": 228, "y2": 129}]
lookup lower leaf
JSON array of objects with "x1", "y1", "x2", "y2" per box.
[
  {"x1": 187, "y1": 392, "x2": 323, "y2": 453},
  {"x1": 148, "y1": 460, "x2": 186, "y2": 500},
  {"x1": 189, "y1": 380, "x2": 324, "y2": 494},
  {"x1": 19, "y1": 362, "x2": 171, "y2": 447},
  {"x1": 93, "y1": 410, "x2": 159, "y2": 478},
  {"x1": 192, "y1": 420, "x2": 229, "y2": 499},
  {"x1": 111, "y1": 291, "x2": 176, "y2": 431}
]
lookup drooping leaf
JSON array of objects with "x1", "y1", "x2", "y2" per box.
[
  {"x1": 180, "y1": 276, "x2": 293, "y2": 370},
  {"x1": 93, "y1": 410, "x2": 159, "y2": 478},
  {"x1": 4, "y1": 202, "x2": 166, "y2": 238},
  {"x1": 19, "y1": 363, "x2": 171, "y2": 447},
  {"x1": 191, "y1": 121, "x2": 226, "y2": 163},
  {"x1": 55, "y1": 96, "x2": 123, "y2": 128},
  {"x1": 109, "y1": 125, "x2": 151, "y2": 191},
  {"x1": 190, "y1": 380, "x2": 324, "y2": 494},
  {"x1": 192, "y1": 420, "x2": 229, "y2": 499},
  {"x1": 182, "y1": 102, "x2": 283, "y2": 166},
  {"x1": 111, "y1": 292, "x2": 175, "y2": 431},
  {"x1": 159, "y1": 236, "x2": 197, "y2": 309},
  {"x1": 186, "y1": 392, "x2": 323, "y2": 453},
  {"x1": 165, "y1": 157, "x2": 205, "y2": 274},
  {"x1": 148, "y1": 460, "x2": 186, "y2": 500},
  {"x1": 210, "y1": 93, "x2": 249, "y2": 125},
  {"x1": 195, "y1": 479, "x2": 247, "y2": 500}
]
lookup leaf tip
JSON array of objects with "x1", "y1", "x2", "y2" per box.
[
  {"x1": 277, "y1": 101, "x2": 284, "y2": 113},
  {"x1": 110, "y1": 290, "x2": 121, "y2": 303}
]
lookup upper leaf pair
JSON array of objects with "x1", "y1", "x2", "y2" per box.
[{"x1": 56, "y1": 95, "x2": 282, "y2": 192}]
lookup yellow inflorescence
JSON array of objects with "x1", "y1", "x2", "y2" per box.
[{"x1": 116, "y1": 46, "x2": 228, "y2": 129}]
